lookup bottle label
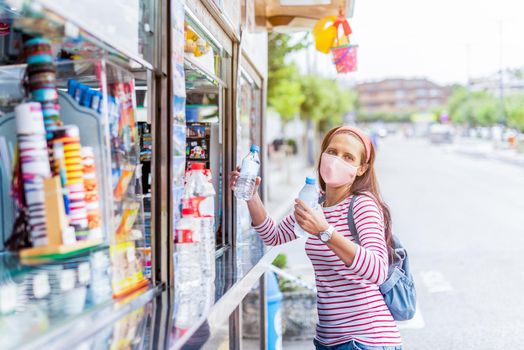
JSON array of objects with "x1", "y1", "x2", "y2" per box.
[
  {"x1": 176, "y1": 229, "x2": 194, "y2": 243},
  {"x1": 241, "y1": 158, "x2": 259, "y2": 176},
  {"x1": 190, "y1": 196, "x2": 214, "y2": 217}
]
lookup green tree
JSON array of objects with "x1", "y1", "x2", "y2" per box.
[
  {"x1": 506, "y1": 94, "x2": 524, "y2": 131},
  {"x1": 268, "y1": 33, "x2": 309, "y2": 121},
  {"x1": 299, "y1": 75, "x2": 357, "y2": 131},
  {"x1": 448, "y1": 86, "x2": 500, "y2": 126}
]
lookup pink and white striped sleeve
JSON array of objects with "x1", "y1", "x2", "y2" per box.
[
  {"x1": 347, "y1": 196, "x2": 389, "y2": 285},
  {"x1": 253, "y1": 214, "x2": 298, "y2": 246}
]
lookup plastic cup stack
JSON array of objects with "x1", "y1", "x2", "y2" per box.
[
  {"x1": 15, "y1": 102, "x2": 52, "y2": 247},
  {"x1": 24, "y1": 37, "x2": 60, "y2": 133},
  {"x1": 49, "y1": 126, "x2": 89, "y2": 240}
]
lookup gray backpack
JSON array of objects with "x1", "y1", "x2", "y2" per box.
[{"x1": 347, "y1": 195, "x2": 417, "y2": 321}]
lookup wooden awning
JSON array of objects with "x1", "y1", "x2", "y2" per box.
[{"x1": 255, "y1": 0, "x2": 355, "y2": 31}]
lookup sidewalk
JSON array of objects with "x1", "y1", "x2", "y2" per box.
[{"x1": 447, "y1": 137, "x2": 524, "y2": 167}]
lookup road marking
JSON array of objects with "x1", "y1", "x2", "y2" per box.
[
  {"x1": 420, "y1": 270, "x2": 453, "y2": 293},
  {"x1": 397, "y1": 303, "x2": 425, "y2": 329}
]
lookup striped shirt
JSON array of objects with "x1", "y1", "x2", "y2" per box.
[{"x1": 254, "y1": 195, "x2": 402, "y2": 347}]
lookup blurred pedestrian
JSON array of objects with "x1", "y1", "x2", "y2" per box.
[
  {"x1": 230, "y1": 126, "x2": 402, "y2": 350},
  {"x1": 370, "y1": 130, "x2": 379, "y2": 150}
]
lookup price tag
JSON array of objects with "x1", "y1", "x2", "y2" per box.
[
  {"x1": 33, "y1": 273, "x2": 50, "y2": 299},
  {"x1": 60, "y1": 269, "x2": 75, "y2": 292},
  {"x1": 78, "y1": 263, "x2": 91, "y2": 284},
  {"x1": 0, "y1": 283, "x2": 18, "y2": 314}
]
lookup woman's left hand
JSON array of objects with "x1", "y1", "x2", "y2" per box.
[{"x1": 294, "y1": 199, "x2": 329, "y2": 236}]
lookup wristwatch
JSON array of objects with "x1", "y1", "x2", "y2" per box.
[{"x1": 319, "y1": 225, "x2": 335, "y2": 243}]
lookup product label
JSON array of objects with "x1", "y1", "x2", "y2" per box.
[
  {"x1": 241, "y1": 158, "x2": 260, "y2": 176},
  {"x1": 176, "y1": 229, "x2": 194, "y2": 243},
  {"x1": 189, "y1": 196, "x2": 214, "y2": 217},
  {"x1": 33, "y1": 273, "x2": 50, "y2": 299},
  {"x1": 198, "y1": 197, "x2": 215, "y2": 217}
]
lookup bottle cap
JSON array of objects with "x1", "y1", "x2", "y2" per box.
[
  {"x1": 305, "y1": 176, "x2": 316, "y2": 185},
  {"x1": 250, "y1": 144, "x2": 260, "y2": 153},
  {"x1": 190, "y1": 162, "x2": 205, "y2": 170},
  {"x1": 182, "y1": 208, "x2": 194, "y2": 216}
]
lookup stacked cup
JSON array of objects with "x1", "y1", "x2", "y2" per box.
[
  {"x1": 49, "y1": 126, "x2": 89, "y2": 240},
  {"x1": 24, "y1": 37, "x2": 60, "y2": 133},
  {"x1": 15, "y1": 102, "x2": 52, "y2": 247},
  {"x1": 81, "y1": 147, "x2": 101, "y2": 239}
]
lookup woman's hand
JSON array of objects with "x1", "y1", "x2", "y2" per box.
[
  {"x1": 229, "y1": 166, "x2": 262, "y2": 199},
  {"x1": 294, "y1": 199, "x2": 329, "y2": 236}
]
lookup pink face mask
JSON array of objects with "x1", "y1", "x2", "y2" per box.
[{"x1": 320, "y1": 153, "x2": 359, "y2": 188}]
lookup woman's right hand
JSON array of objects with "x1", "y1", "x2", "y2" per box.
[{"x1": 229, "y1": 166, "x2": 262, "y2": 199}]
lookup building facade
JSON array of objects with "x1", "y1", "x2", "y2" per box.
[
  {"x1": 356, "y1": 78, "x2": 450, "y2": 114},
  {"x1": 469, "y1": 69, "x2": 524, "y2": 98}
]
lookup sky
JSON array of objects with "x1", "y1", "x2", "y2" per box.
[{"x1": 290, "y1": 0, "x2": 524, "y2": 85}]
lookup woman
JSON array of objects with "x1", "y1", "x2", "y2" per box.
[{"x1": 230, "y1": 126, "x2": 402, "y2": 350}]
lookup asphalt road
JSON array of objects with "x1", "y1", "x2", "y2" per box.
[{"x1": 377, "y1": 137, "x2": 524, "y2": 349}]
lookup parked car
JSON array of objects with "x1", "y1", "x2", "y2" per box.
[{"x1": 428, "y1": 124, "x2": 454, "y2": 144}]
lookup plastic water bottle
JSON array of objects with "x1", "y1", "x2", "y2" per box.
[
  {"x1": 234, "y1": 145, "x2": 261, "y2": 201},
  {"x1": 294, "y1": 177, "x2": 320, "y2": 237},
  {"x1": 184, "y1": 163, "x2": 216, "y2": 279},
  {"x1": 175, "y1": 208, "x2": 202, "y2": 294}
]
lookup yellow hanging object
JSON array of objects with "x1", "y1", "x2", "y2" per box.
[{"x1": 313, "y1": 16, "x2": 337, "y2": 54}]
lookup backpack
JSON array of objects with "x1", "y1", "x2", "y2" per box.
[{"x1": 347, "y1": 195, "x2": 417, "y2": 321}]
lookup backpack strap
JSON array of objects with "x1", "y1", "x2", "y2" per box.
[{"x1": 347, "y1": 195, "x2": 361, "y2": 245}]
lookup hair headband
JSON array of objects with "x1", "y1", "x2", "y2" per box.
[{"x1": 334, "y1": 125, "x2": 372, "y2": 163}]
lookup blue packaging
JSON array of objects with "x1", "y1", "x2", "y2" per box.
[
  {"x1": 91, "y1": 91, "x2": 102, "y2": 113},
  {"x1": 81, "y1": 89, "x2": 93, "y2": 108},
  {"x1": 67, "y1": 79, "x2": 78, "y2": 98}
]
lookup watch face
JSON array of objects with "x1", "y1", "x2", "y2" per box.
[{"x1": 320, "y1": 232, "x2": 329, "y2": 242}]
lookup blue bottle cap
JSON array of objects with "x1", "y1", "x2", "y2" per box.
[
  {"x1": 250, "y1": 144, "x2": 260, "y2": 153},
  {"x1": 305, "y1": 176, "x2": 316, "y2": 185}
]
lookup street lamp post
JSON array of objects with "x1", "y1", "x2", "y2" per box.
[{"x1": 498, "y1": 19, "x2": 507, "y2": 126}]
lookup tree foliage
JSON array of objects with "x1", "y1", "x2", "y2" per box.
[
  {"x1": 299, "y1": 75, "x2": 357, "y2": 131},
  {"x1": 267, "y1": 33, "x2": 357, "y2": 129},
  {"x1": 268, "y1": 33, "x2": 308, "y2": 121},
  {"x1": 506, "y1": 94, "x2": 524, "y2": 131},
  {"x1": 446, "y1": 85, "x2": 524, "y2": 131}
]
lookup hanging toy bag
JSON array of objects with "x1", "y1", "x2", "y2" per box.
[{"x1": 330, "y1": 15, "x2": 357, "y2": 73}]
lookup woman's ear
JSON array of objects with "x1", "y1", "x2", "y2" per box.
[{"x1": 357, "y1": 163, "x2": 369, "y2": 176}]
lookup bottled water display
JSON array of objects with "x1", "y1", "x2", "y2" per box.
[
  {"x1": 234, "y1": 145, "x2": 260, "y2": 201},
  {"x1": 179, "y1": 163, "x2": 216, "y2": 283}
]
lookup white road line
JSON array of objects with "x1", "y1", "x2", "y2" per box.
[
  {"x1": 397, "y1": 303, "x2": 425, "y2": 330},
  {"x1": 420, "y1": 270, "x2": 453, "y2": 293}
]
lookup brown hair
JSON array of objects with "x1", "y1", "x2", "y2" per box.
[{"x1": 317, "y1": 127, "x2": 394, "y2": 261}]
